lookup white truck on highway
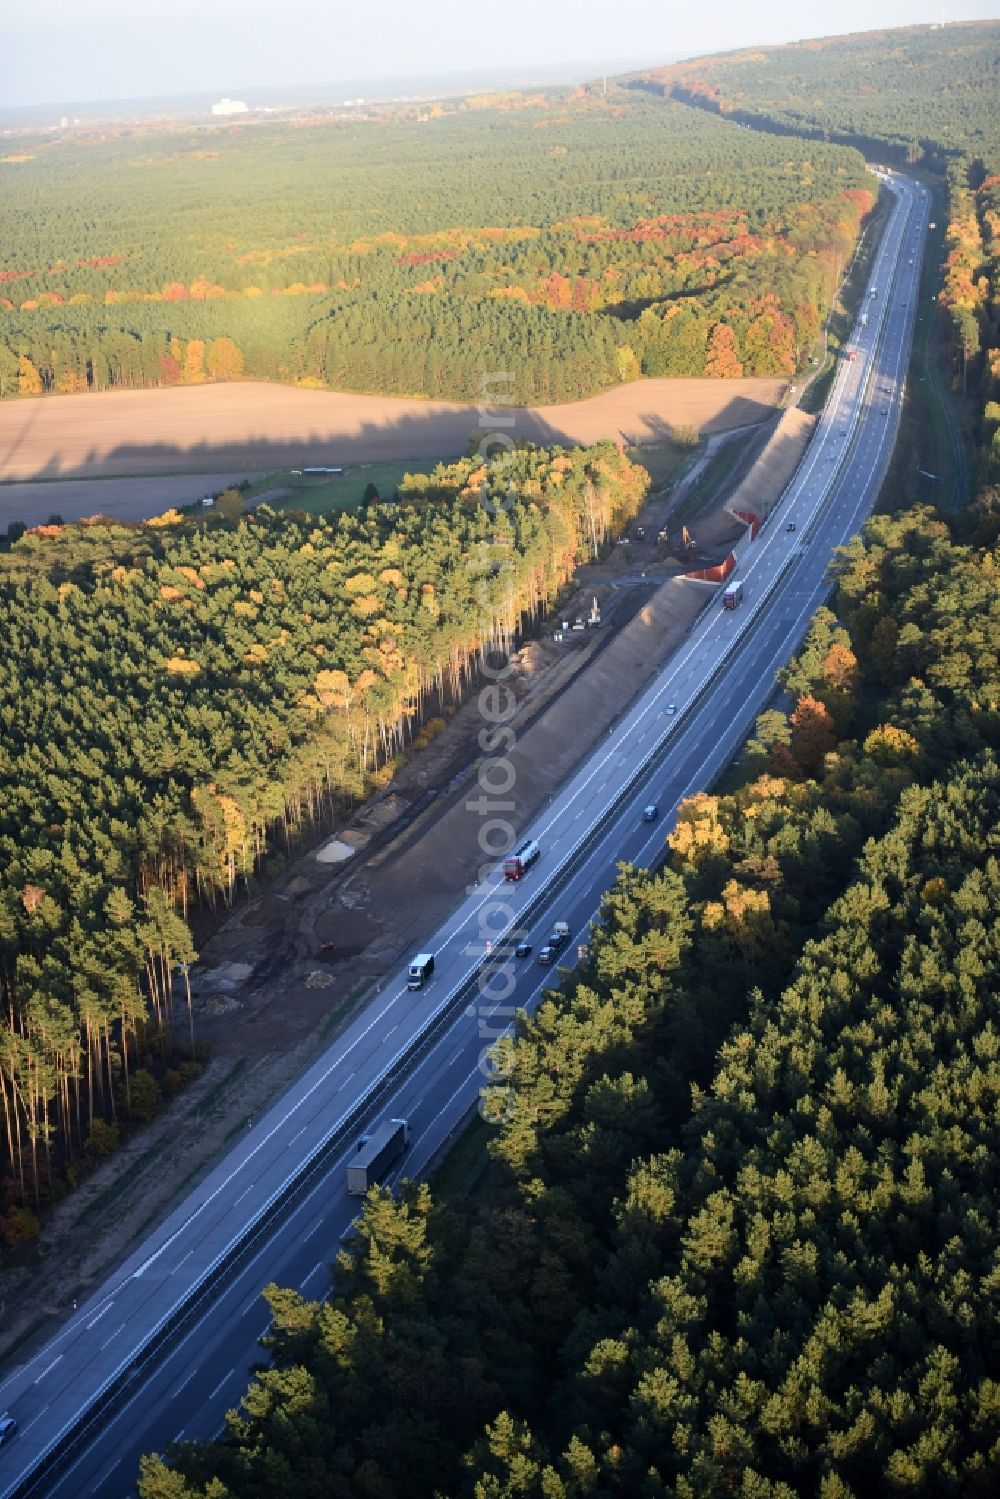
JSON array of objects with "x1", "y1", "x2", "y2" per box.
[
  {"x1": 537, "y1": 921, "x2": 571, "y2": 965},
  {"x1": 407, "y1": 952, "x2": 434, "y2": 990},
  {"x1": 347, "y1": 1118, "x2": 410, "y2": 1194}
]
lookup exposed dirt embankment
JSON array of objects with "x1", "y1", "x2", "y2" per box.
[
  {"x1": 370, "y1": 579, "x2": 704, "y2": 906},
  {"x1": 0, "y1": 377, "x2": 786, "y2": 489},
  {"x1": 724, "y1": 406, "x2": 817, "y2": 520}
]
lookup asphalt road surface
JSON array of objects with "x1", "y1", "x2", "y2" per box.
[{"x1": 0, "y1": 168, "x2": 926, "y2": 1499}]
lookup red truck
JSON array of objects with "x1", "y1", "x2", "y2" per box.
[
  {"x1": 722, "y1": 579, "x2": 744, "y2": 610},
  {"x1": 503, "y1": 839, "x2": 541, "y2": 880}
]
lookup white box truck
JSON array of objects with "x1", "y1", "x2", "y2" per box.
[
  {"x1": 407, "y1": 952, "x2": 434, "y2": 990},
  {"x1": 347, "y1": 1118, "x2": 410, "y2": 1194}
]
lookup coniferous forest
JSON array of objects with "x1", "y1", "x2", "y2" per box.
[
  {"x1": 135, "y1": 505, "x2": 1000, "y2": 1498},
  {"x1": 0, "y1": 95, "x2": 872, "y2": 403},
  {"x1": 125, "y1": 25, "x2": 1000, "y2": 1498},
  {"x1": 0, "y1": 446, "x2": 645, "y2": 1231}
]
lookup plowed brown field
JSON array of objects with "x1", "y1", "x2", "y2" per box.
[{"x1": 0, "y1": 377, "x2": 785, "y2": 493}]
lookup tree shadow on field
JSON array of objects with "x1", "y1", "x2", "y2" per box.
[{"x1": 0, "y1": 380, "x2": 785, "y2": 528}]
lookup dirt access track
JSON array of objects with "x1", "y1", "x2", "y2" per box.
[{"x1": 0, "y1": 377, "x2": 786, "y2": 523}]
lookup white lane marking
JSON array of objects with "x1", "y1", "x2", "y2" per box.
[
  {"x1": 172, "y1": 1368, "x2": 199, "y2": 1400},
  {"x1": 171, "y1": 1249, "x2": 194, "y2": 1276},
  {"x1": 85, "y1": 1303, "x2": 114, "y2": 1331},
  {"x1": 90, "y1": 1459, "x2": 119, "y2": 1493},
  {"x1": 33, "y1": 1354, "x2": 63, "y2": 1385},
  {"x1": 208, "y1": 1368, "x2": 235, "y2": 1402},
  {"x1": 300, "y1": 1262, "x2": 325, "y2": 1290},
  {"x1": 407, "y1": 1067, "x2": 483, "y2": 1169},
  {"x1": 302, "y1": 1217, "x2": 323, "y2": 1243},
  {"x1": 100, "y1": 1322, "x2": 127, "y2": 1352}
]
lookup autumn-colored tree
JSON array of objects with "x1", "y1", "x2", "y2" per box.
[
  {"x1": 863, "y1": 722, "x2": 922, "y2": 766},
  {"x1": 615, "y1": 344, "x2": 640, "y2": 381},
  {"x1": 159, "y1": 353, "x2": 181, "y2": 385},
  {"x1": 821, "y1": 641, "x2": 858, "y2": 692},
  {"x1": 17, "y1": 353, "x2": 42, "y2": 395},
  {"x1": 206, "y1": 336, "x2": 244, "y2": 381},
  {"x1": 668, "y1": 793, "x2": 729, "y2": 867},
  {"x1": 182, "y1": 338, "x2": 205, "y2": 383},
  {"x1": 704, "y1": 322, "x2": 744, "y2": 378},
  {"x1": 789, "y1": 694, "x2": 836, "y2": 776}
]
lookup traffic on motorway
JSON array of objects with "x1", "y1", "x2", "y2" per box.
[{"x1": 0, "y1": 168, "x2": 928, "y2": 1499}]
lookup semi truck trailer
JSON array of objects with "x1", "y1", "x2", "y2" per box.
[
  {"x1": 347, "y1": 1118, "x2": 410, "y2": 1194},
  {"x1": 503, "y1": 839, "x2": 541, "y2": 880}
]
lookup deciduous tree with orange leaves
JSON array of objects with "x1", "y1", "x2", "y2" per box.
[{"x1": 789, "y1": 694, "x2": 836, "y2": 776}]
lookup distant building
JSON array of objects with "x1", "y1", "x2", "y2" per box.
[{"x1": 212, "y1": 98, "x2": 248, "y2": 117}]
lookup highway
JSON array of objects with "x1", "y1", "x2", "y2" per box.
[{"x1": 0, "y1": 167, "x2": 927, "y2": 1499}]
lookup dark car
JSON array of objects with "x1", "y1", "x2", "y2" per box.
[
  {"x1": 537, "y1": 945, "x2": 557, "y2": 965},
  {"x1": 0, "y1": 1414, "x2": 18, "y2": 1448},
  {"x1": 514, "y1": 940, "x2": 532, "y2": 959},
  {"x1": 785, "y1": 522, "x2": 797, "y2": 533},
  {"x1": 642, "y1": 804, "x2": 658, "y2": 823}
]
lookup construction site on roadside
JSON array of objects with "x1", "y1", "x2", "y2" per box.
[{"x1": 192, "y1": 405, "x2": 816, "y2": 1008}]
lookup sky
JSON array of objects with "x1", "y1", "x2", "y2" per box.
[{"x1": 2, "y1": 0, "x2": 997, "y2": 109}]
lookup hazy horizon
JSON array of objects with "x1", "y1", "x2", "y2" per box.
[
  {"x1": 0, "y1": 59, "x2": 656, "y2": 127},
  {"x1": 2, "y1": 0, "x2": 997, "y2": 111}
]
